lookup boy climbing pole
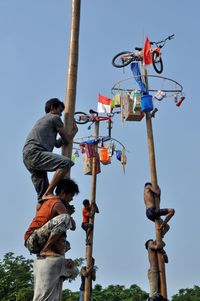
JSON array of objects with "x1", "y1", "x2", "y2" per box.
[
  {"x1": 23, "y1": 98, "x2": 78, "y2": 206},
  {"x1": 144, "y1": 183, "x2": 175, "y2": 237},
  {"x1": 24, "y1": 178, "x2": 79, "y2": 257},
  {"x1": 81, "y1": 199, "x2": 99, "y2": 245}
]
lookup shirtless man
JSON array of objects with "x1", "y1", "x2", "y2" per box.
[
  {"x1": 144, "y1": 183, "x2": 175, "y2": 236},
  {"x1": 145, "y1": 239, "x2": 168, "y2": 301}
]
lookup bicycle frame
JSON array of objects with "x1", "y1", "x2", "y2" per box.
[{"x1": 74, "y1": 110, "x2": 120, "y2": 137}]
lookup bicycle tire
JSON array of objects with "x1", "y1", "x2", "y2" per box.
[
  {"x1": 112, "y1": 51, "x2": 133, "y2": 68},
  {"x1": 74, "y1": 111, "x2": 89, "y2": 124},
  {"x1": 152, "y1": 50, "x2": 163, "y2": 74}
]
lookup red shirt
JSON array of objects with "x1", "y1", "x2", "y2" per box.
[
  {"x1": 24, "y1": 197, "x2": 61, "y2": 241},
  {"x1": 82, "y1": 207, "x2": 90, "y2": 223}
]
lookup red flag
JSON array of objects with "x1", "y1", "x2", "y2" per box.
[
  {"x1": 143, "y1": 37, "x2": 152, "y2": 65},
  {"x1": 97, "y1": 94, "x2": 111, "y2": 113}
]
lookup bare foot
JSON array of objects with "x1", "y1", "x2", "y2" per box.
[{"x1": 39, "y1": 251, "x2": 61, "y2": 257}]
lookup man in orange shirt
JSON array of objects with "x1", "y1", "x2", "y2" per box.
[
  {"x1": 24, "y1": 178, "x2": 79, "y2": 256},
  {"x1": 81, "y1": 199, "x2": 99, "y2": 244}
]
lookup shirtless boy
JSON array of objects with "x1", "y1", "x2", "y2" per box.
[{"x1": 144, "y1": 183, "x2": 175, "y2": 236}]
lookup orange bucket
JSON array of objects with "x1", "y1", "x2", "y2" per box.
[{"x1": 99, "y1": 148, "x2": 111, "y2": 165}]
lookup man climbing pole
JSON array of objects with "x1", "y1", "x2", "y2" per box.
[
  {"x1": 81, "y1": 199, "x2": 99, "y2": 245},
  {"x1": 23, "y1": 98, "x2": 78, "y2": 206},
  {"x1": 145, "y1": 239, "x2": 169, "y2": 301},
  {"x1": 79, "y1": 257, "x2": 96, "y2": 301},
  {"x1": 33, "y1": 232, "x2": 79, "y2": 301},
  {"x1": 24, "y1": 178, "x2": 79, "y2": 256},
  {"x1": 144, "y1": 183, "x2": 175, "y2": 237}
]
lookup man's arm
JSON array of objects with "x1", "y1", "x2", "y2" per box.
[
  {"x1": 52, "y1": 203, "x2": 76, "y2": 230},
  {"x1": 58, "y1": 120, "x2": 78, "y2": 145},
  {"x1": 149, "y1": 240, "x2": 165, "y2": 251},
  {"x1": 149, "y1": 185, "x2": 161, "y2": 196},
  {"x1": 81, "y1": 266, "x2": 96, "y2": 280},
  {"x1": 52, "y1": 202, "x2": 68, "y2": 215},
  {"x1": 55, "y1": 138, "x2": 63, "y2": 148}
]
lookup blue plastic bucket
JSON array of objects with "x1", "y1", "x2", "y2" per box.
[{"x1": 141, "y1": 94, "x2": 153, "y2": 112}]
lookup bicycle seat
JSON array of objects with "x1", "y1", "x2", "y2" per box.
[{"x1": 135, "y1": 47, "x2": 142, "y2": 51}]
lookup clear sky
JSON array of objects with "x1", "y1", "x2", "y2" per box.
[{"x1": 0, "y1": 0, "x2": 199, "y2": 299}]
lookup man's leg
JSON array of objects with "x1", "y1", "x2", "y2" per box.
[
  {"x1": 39, "y1": 213, "x2": 72, "y2": 256},
  {"x1": 79, "y1": 290, "x2": 84, "y2": 301},
  {"x1": 160, "y1": 208, "x2": 175, "y2": 229},
  {"x1": 35, "y1": 152, "x2": 74, "y2": 198},
  {"x1": 31, "y1": 170, "x2": 49, "y2": 202},
  {"x1": 26, "y1": 213, "x2": 72, "y2": 256},
  {"x1": 43, "y1": 166, "x2": 68, "y2": 197},
  {"x1": 148, "y1": 267, "x2": 159, "y2": 297},
  {"x1": 25, "y1": 150, "x2": 74, "y2": 200}
]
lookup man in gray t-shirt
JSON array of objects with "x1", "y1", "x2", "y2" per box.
[{"x1": 23, "y1": 98, "x2": 78, "y2": 204}]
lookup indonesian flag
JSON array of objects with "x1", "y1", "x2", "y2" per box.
[
  {"x1": 97, "y1": 94, "x2": 111, "y2": 113},
  {"x1": 143, "y1": 37, "x2": 152, "y2": 65}
]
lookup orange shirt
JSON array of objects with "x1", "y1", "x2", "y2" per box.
[
  {"x1": 82, "y1": 207, "x2": 90, "y2": 223},
  {"x1": 24, "y1": 197, "x2": 61, "y2": 241}
]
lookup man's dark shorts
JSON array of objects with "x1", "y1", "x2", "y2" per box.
[
  {"x1": 81, "y1": 223, "x2": 93, "y2": 232},
  {"x1": 146, "y1": 207, "x2": 168, "y2": 222}
]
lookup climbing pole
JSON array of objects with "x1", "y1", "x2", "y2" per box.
[
  {"x1": 142, "y1": 67, "x2": 167, "y2": 298},
  {"x1": 84, "y1": 121, "x2": 99, "y2": 301},
  {"x1": 62, "y1": 0, "x2": 81, "y2": 174}
]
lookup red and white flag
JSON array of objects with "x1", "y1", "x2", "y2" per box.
[
  {"x1": 97, "y1": 94, "x2": 111, "y2": 113},
  {"x1": 143, "y1": 37, "x2": 152, "y2": 65}
]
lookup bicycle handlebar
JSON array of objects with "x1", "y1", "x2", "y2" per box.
[
  {"x1": 150, "y1": 34, "x2": 175, "y2": 46},
  {"x1": 89, "y1": 109, "x2": 98, "y2": 115}
]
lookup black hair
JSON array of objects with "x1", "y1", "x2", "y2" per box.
[
  {"x1": 45, "y1": 98, "x2": 65, "y2": 113},
  {"x1": 145, "y1": 239, "x2": 153, "y2": 250},
  {"x1": 55, "y1": 179, "x2": 79, "y2": 195},
  {"x1": 83, "y1": 199, "x2": 90, "y2": 206},
  {"x1": 144, "y1": 182, "x2": 152, "y2": 187}
]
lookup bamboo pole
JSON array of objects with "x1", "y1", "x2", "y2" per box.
[
  {"x1": 142, "y1": 67, "x2": 168, "y2": 298},
  {"x1": 62, "y1": 0, "x2": 81, "y2": 172},
  {"x1": 84, "y1": 122, "x2": 99, "y2": 301}
]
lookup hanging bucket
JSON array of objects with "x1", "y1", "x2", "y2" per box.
[
  {"x1": 141, "y1": 94, "x2": 153, "y2": 112},
  {"x1": 99, "y1": 148, "x2": 111, "y2": 165}
]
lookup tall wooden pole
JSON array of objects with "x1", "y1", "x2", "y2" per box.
[
  {"x1": 62, "y1": 0, "x2": 81, "y2": 172},
  {"x1": 143, "y1": 67, "x2": 168, "y2": 298},
  {"x1": 84, "y1": 122, "x2": 99, "y2": 301}
]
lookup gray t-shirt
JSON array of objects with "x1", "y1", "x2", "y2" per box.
[
  {"x1": 33, "y1": 256, "x2": 79, "y2": 301},
  {"x1": 23, "y1": 113, "x2": 64, "y2": 153}
]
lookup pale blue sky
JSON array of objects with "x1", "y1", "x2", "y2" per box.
[{"x1": 0, "y1": 0, "x2": 199, "y2": 299}]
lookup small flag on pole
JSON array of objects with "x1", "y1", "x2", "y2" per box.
[
  {"x1": 97, "y1": 94, "x2": 111, "y2": 113},
  {"x1": 143, "y1": 37, "x2": 152, "y2": 65}
]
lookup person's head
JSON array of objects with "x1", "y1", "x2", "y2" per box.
[
  {"x1": 83, "y1": 199, "x2": 90, "y2": 209},
  {"x1": 45, "y1": 98, "x2": 65, "y2": 116},
  {"x1": 55, "y1": 179, "x2": 79, "y2": 204},
  {"x1": 145, "y1": 239, "x2": 153, "y2": 250}
]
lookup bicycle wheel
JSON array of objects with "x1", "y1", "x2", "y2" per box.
[
  {"x1": 152, "y1": 50, "x2": 163, "y2": 74},
  {"x1": 112, "y1": 51, "x2": 133, "y2": 68},
  {"x1": 74, "y1": 111, "x2": 89, "y2": 124}
]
